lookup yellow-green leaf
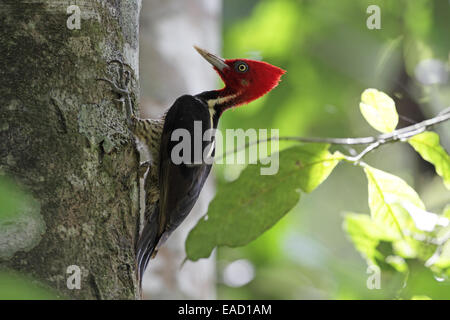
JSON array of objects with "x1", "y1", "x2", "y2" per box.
[
  {"x1": 364, "y1": 166, "x2": 425, "y2": 238},
  {"x1": 343, "y1": 213, "x2": 395, "y2": 264},
  {"x1": 360, "y1": 88, "x2": 399, "y2": 133},
  {"x1": 408, "y1": 131, "x2": 450, "y2": 189}
]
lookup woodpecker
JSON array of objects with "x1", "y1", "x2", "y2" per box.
[{"x1": 99, "y1": 47, "x2": 285, "y2": 287}]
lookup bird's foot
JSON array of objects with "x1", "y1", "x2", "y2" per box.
[
  {"x1": 97, "y1": 59, "x2": 133, "y2": 95},
  {"x1": 96, "y1": 59, "x2": 136, "y2": 126}
]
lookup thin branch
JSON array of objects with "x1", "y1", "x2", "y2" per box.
[
  {"x1": 345, "y1": 141, "x2": 383, "y2": 163},
  {"x1": 217, "y1": 110, "x2": 450, "y2": 162}
]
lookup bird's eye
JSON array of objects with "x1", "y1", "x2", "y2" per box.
[{"x1": 235, "y1": 61, "x2": 248, "y2": 73}]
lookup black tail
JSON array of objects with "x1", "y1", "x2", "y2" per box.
[{"x1": 136, "y1": 203, "x2": 161, "y2": 288}]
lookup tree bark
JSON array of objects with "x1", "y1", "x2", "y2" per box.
[
  {"x1": 139, "y1": 0, "x2": 220, "y2": 299},
  {"x1": 0, "y1": 0, "x2": 141, "y2": 299}
]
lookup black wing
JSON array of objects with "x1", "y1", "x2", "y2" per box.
[
  {"x1": 158, "y1": 95, "x2": 213, "y2": 242},
  {"x1": 136, "y1": 95, "x2": 213, "y2": 283}
]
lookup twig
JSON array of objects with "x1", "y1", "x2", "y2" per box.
[{"x1": 217, "y1": 110, "x2": 450, "y2": 162}]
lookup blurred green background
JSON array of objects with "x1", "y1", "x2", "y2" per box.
[{"x1": 215, "y1": 0, "x2": 450, "y2": 299}]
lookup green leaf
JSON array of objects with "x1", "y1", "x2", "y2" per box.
[
  {"x1": 343, "y1": 213, "x2": 394, "y2": 264},
  {"x1": 429, "y1": 239, "x2": 450, "y2": 269},
  {"x1": 408, "y1": 131, "x2": 450, "y2": 189},
  {"x1": 364, "y1": 166, "x2": 425, "y2": 238},
  {"x1": 431, "y1": 206, "x2": 450, "y2": 270},
  {"x1": 186, "y1": 144, "x2": 342, "y2": 261},
  {"x1": 359, "y1": 88, "x2": 399, "y2": 133},
  {"x1": 386, "y1": 255, "x2": 408, "y2": 273}
]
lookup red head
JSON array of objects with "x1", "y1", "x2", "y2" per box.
[{"x1": 194, "y1": 46, "x2": 285, "y2": 110}]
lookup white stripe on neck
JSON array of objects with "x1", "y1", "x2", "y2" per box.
[
  {"x1": 206, "y1": 94, "x2": 237, "y2": 128},
  {"x1": 206, "y1": 94, "x2": 237, "y2": 109}
]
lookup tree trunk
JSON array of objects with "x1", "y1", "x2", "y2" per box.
[
  {"x1": 139, "y1": 0, "x2": 220, "y2": 299},
  {"x1": 0, "y1": 0, "x2": 141, "y2": 299}
]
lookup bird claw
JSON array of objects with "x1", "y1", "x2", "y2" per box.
[
  {"x1": 96, "y1": 58, "x2": 133, "y2": 95},
  {"x1": 97, "y1": 58, "x2": 136, "y2": 125},
  {"x1": 108, "y1": 59, "x2": 133, "y2": 89},
  {"x1": 96, "y1": 77, "x2": 129, "y2": 95}
]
